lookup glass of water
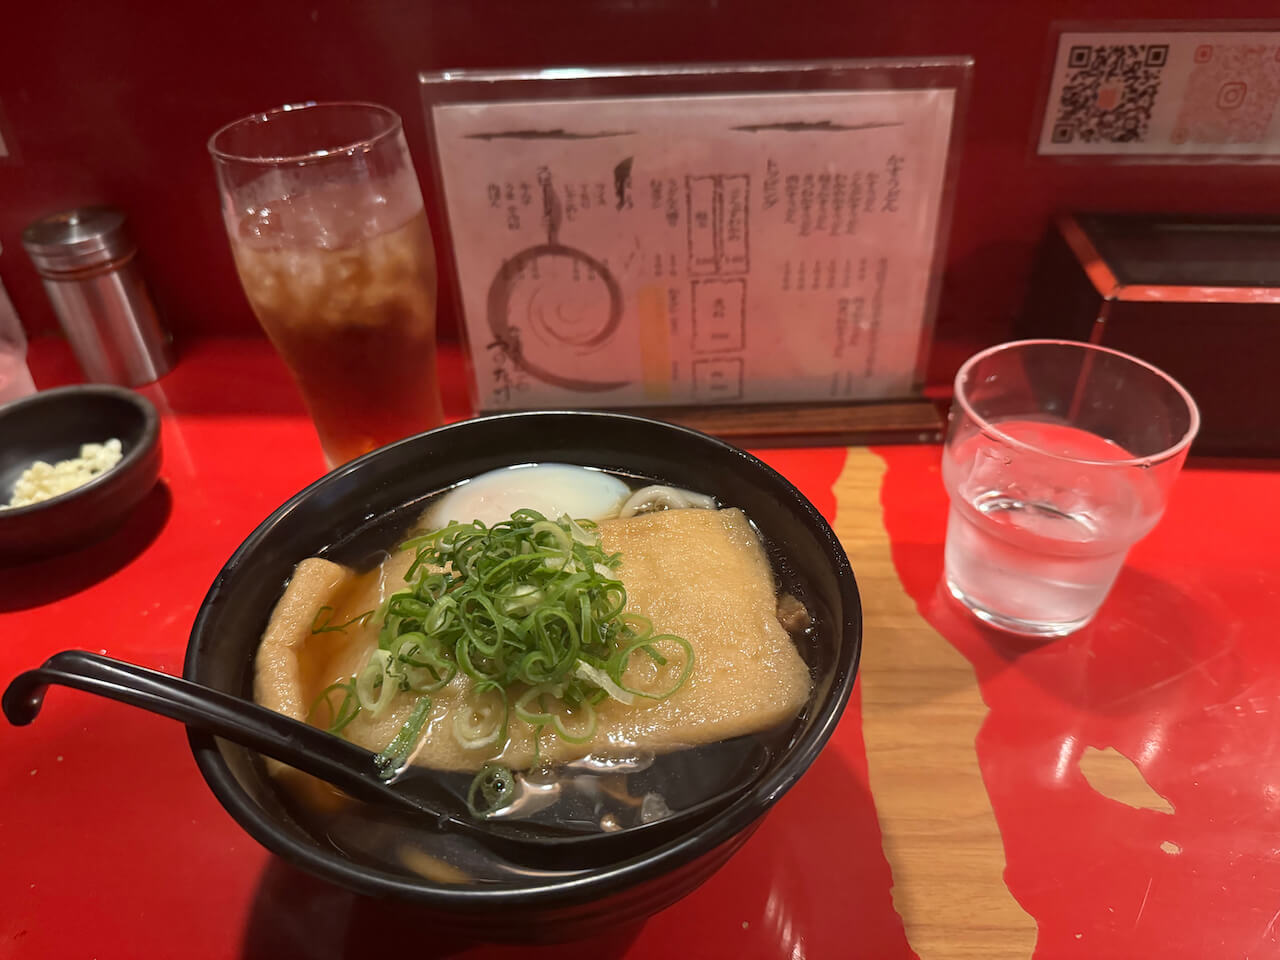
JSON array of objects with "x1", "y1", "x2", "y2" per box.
[{"x1": 942, "y1": 339, "x2": 1199, "y2": 637}]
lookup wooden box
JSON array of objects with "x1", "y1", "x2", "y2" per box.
[{"x1": 1018, "y1": 213, "x2": 1280, "y2": 457}]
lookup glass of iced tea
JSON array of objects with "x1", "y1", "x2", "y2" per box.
[{"x1": 209, "y1": 102, "x2": 442, "y2": 467}]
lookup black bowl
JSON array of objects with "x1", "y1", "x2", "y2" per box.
[
  {"x1": 0, "y1": 385, "x2": 161, "y2": 563},
  {"x1": 184, "y1": 411, "x2": 861, "y2": 939}
]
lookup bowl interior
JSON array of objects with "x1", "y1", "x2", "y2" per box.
[{"x1": 184, "y1": 411, "x2": 861, "y2": 911}]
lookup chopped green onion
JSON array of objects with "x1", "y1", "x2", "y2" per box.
[
  {"x1": 310, "y1": 605, "x2": 375, "y2": 634},
  {"x1": 552, "y1": 697, "x2": 596, "y2": 743},
  {"x1": 500, "y1": 583, "x2": 542, "y2": 616},
  {"x1": 572, "y1": 659, "x2": 635, "y2": 705},
  {"x1": 514, "y1": 682, "x2": 561, "y2": 726},
  {"x1": 317, "y1": 508, "x2": 695, "y2": 806},
  {"x1": 307, "y1": 678, "x2": 361, "y2": 733},
  {"x1": 609, "y1": 633, "x2": 695, "y2": 701},
  {"x1": 390, "y1": 633, "x2": 456, "y2": 692},
  {"x1": 356, "y1": 650, "x2": 398, "y2": 717},
  {"x1": 373, "y1": 696, "x2": 432, "y2": 780},
  {"x1": 467, "y1": 763, "x2": 517, "y2": 817},
  {"x1": 366, "y1": 511, "x2": 676, "y2": 718},
  {"x1": 453, "y1": 681, "x2": 508, "y2": 750},
  {"x1": 531, "y1": 725, "x2": 545, "y2": 764},
  {"x1": 564, "y1": 516, "x2": 598, "y2": 546},
  {"x1": 529, "y1": 519, "x2": 572, "y2": 553},
  {"x1": 513, "y1": 682, "x2": 597, "y2": 743}
]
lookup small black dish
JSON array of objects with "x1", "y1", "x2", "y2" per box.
[
  {"x1": 185, "y1": 411, "x2": 861, "y2": 940},
  {"x1": 0, "y1": 385, "x2": 161, "y2": 563}
]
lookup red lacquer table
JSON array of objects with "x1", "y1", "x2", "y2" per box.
[{"x1": 3, "y1": 338, "x2": 1278, "y2": 960}]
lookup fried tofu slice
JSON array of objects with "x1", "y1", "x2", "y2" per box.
[{"x1": 254, "y1": 508, "x2": 810, "y2": 772}]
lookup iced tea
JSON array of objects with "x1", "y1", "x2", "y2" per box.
[
  {"x1": 229, "y1": 191, "x2": 441, "y2": 465},
  {"x1": 211, "y1": 103, "x2": 443, "y2": 467}
]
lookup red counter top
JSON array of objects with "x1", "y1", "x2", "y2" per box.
[{"x1": 3, "y1": 338, "x2": 1278, "y2": 959}]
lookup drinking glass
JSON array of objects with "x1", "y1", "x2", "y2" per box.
[
  {"x1": 942, "y1": 339, "x2": 1199, "y2": 637},
  {"x1": 0, "y1": 273, "x2": 36, "y2": 405},
  {"x1": 209, "y1": 102, "x2": 443, "y2": 467}
]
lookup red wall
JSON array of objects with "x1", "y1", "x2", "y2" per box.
[{"x1": 2, "y1": 0, "x2": 1278, "y2": 385}]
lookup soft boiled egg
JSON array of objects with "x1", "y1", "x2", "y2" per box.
[{"x1": 423, "y1": 463, "x2": 631, "y2": 529}]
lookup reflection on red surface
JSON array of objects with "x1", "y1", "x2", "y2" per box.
[{"x1": 879, "y1": 445, "x2": 1280, "y2": 958}]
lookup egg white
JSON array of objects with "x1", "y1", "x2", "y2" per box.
[{"x1": 424, "y1": 463, "x2": 631, "y2": 529}]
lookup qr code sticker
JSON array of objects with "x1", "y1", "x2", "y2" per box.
[
  {"x1": 1172, "y1": 44, "x2": 1280, "y2": 144},
  {"x1": 1051, "y1": 44, "x2": 1169, "y2": 144}
]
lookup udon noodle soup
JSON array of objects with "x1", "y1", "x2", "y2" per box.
[{"x1": 253, "y1": 463, "x2": 822, "y2": 884}]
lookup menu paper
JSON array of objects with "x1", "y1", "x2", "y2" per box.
[{"x1": 431, "y1": 90, "x2": 956, "y2": 411}]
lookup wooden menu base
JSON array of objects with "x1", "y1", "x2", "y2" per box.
[{"x1": 619, "y1": 398, "x2": 945, "y2": 448}]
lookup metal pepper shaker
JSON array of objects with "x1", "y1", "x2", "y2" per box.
[{"x1": 21, "y1": 206, "x2": 173, "y2": 386}]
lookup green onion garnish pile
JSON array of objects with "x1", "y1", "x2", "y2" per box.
[{"x1": 308, "y1": 508, "x2": 693, "y2": 812}]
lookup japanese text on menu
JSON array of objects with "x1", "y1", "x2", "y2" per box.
[{"x1": 432, "y1": 90, "x2": 955, "y2": 410}]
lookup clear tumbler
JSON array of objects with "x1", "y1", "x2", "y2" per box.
[
  {"x1": 210, "y1": 102, "x2": 443, "y2": 467},
  {"x1": 943, "y1": 339, "x2": 1199, "y2": 637}
]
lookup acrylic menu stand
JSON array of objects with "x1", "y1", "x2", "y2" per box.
[{"x1": 420, "y1": 59, "x2": 971, "y2": 446}]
